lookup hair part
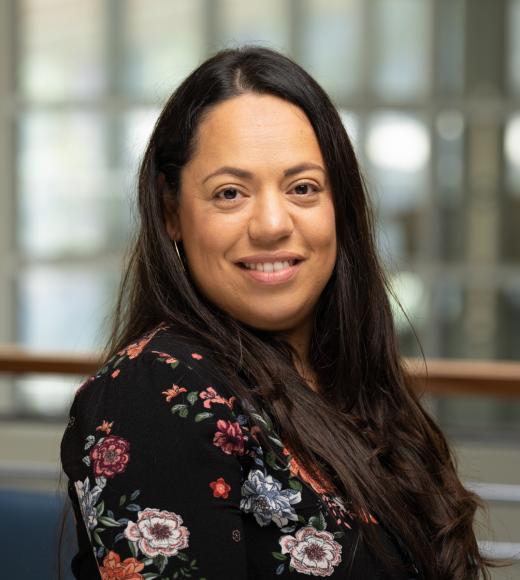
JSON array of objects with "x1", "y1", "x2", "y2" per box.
[{"x1": 102, "y1": 45, "x2": 502, "y2": 579}]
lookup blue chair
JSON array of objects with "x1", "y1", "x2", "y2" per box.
[{"x1": 0, "y1": 488, "x2": 77, "y2": 579}]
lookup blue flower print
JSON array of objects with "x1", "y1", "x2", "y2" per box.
[{"x1": 240, "y1": 469, "x2": 301, "y2": 528}]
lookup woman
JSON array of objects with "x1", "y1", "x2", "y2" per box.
[{"x1": 61, "y1": 46, "x2": 494, "y2": 579}]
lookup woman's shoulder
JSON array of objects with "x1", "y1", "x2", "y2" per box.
[
  {"x1": 65, "y1": 322, "x2": 242, "y2": 445},
  {"x1": 61, "y1": 322, "x2": 245, "y2": 475},
  {"x1": 75, "y1": 322, "x2": 222, "y2": 397}
]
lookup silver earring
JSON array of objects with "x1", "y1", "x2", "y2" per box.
[{"x1": 173, "y1": 239, "x2": 186, "y2": 272}]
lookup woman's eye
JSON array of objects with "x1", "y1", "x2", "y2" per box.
[
  {"x1": 215, "y1": 187, "x2": 242, "y2": 202},
  {"x1": 293, "y1": 183, "x2": 318, "y2": 196}
]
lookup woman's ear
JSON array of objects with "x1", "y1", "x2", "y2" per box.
[{"x1": 158, "y1": 173, "x2": 182, "y2": 242}]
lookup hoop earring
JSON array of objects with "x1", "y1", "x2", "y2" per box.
[{"x1": 173, "y1": 240, "x2": 186, "y2": 273}]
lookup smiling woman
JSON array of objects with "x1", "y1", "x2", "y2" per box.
[
  {"x1": 60, "y1": 46, "x2": 497, "y2": 579},
  {"x1": 163, "y1": 92, "x2": 336, "y2": 354}
]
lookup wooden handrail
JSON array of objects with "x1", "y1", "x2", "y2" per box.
[
  {"x1": 404, "y1": 358, "x2": 520, "y2": 397},
  {"x1": 0, "y1": 346, "x2": 99, "y2": 376},
  {"x1": 0, "y1": 345, "x2": 519, "y2": 397}
]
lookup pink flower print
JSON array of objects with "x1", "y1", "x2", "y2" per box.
[
  {"x1": 111, "y1": 369, "x2": 121, "y2": 379},
  {"x1": 124, "y1": 508, "x2": 190, "y2": 558},
  {"x1": 199, "y1": 387, "x2": 236, "y2": 410},
  {"x1": 213, "y1": 419, "x2": 246, "y2": 455},
  {"x1": 279, "y1": 526, "x2": 342, "y2": 577},
  {"x1": 321, "y1": 495, "x2": 353, "y2": 530},
  {"x1": 90, "y1": 435, "x2": 130, "y2": 479},
  {"x1": 200, "y1": 387, "x2": 223, "y2": 408},
  {"x1": 191, "y1": 353, "x2": 203, "y2": 360}
]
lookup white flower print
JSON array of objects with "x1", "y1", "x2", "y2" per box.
[
  {"x1": 124, "y1": 507, "x2": 190, "y2": 558},
  {"x1": 279, "y1": 526, "x2": 342, "y2": 577},
  {"x1": 74, "y1": 477, "x2": 103, "y2": 532}
]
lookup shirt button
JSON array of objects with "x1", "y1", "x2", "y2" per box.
[{"x1": 232, "y1": 529, "x2": 241, "y2": 542}]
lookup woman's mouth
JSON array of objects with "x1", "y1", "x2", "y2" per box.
[{"x1": 235, "y1": 259, "x2": 303, "y2": 284}]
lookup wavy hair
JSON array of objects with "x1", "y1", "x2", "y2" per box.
[{"x1": 102, "y1": 45, "x2": 500, "y2": 579}]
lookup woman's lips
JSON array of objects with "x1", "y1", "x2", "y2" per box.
[{"x1": 235, "y1": 260, "x2": 303, "y2": 285}]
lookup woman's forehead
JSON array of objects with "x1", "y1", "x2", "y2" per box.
[{"x1": 188, "y1": 94, "x2": 324, "y2": 175}]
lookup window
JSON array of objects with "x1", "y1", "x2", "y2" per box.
[{"x1": 1, "y1": 0, "x2": 518, "y2": 435}]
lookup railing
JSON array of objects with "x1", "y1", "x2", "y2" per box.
[
  {"x1": 0, "y1": 347, "x2": 519, "y2": 561},
  {"x1": 1, "y1": 346, "x2": 519, "y2": 397}
]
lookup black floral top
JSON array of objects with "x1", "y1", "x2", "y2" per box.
[{"x1": 61, "y1": 323, "x2": 419, "y2": 579}]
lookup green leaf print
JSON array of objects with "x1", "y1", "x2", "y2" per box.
[
  {"x1": 95, "y1": 500, "x2": 105, "y2": 517},
  {"x1": 153, "y1": 553, "x2": 168, "y2": 574},
  {"x1": 194, "y1": 412, "x2": 213, "y2": 422},
  {"x1": 309, "y1": 512, "x2": 327, "y2": 531},
  {"x1": 171, "y1": 404, "x2": 188, "y2": 416},
  {"x1": 288, "y1": 478, "x2": 303, "y2": 491},
  {"x1": 267, "y1": 434, "x2": 285, "y2": 448},
  {"x1": 250, "y1": 412, "x2": 273, "y2": 431},
  {"x1": 272, "y1": 551, "x2": 288, "y2": 561},
  {"x1": 92, "y1": 531, "x2": 104, "y2": 546},
  {"x1": 128, "y1": 539, "x2": 138, "y2": 558},
  {"x1": 186, "y1": 391, "x2": 199, "y2": 405},
  {"x1": 97, "y1": 516, "x2": 121, "y2": 527}
]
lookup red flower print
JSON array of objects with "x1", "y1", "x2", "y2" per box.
[
  {"x1": 213, "y1": 420, "x2": 246, "y2": 455},
  {"x1": 98, "y1": 550, "x2": 144, "y2": 580},
  {"x1": 209, "y1": 477, "x2": 231, "y2": 499},
  {"x1": 162, "y1": 385, "x2": 188, "y2": 402},
  {"x1": 90, "y1": 435, "x2": 130, "y2": 478},
  {"x1": 96, "y1": 420, "x2": 114, "y2": 434},
  {"x1": 357, "y1": 510, "x2": 378, "y2": 524},
  {"x1": 283, "y1": 445, "x2": 334, "y2": 495},
  {"x1": 199, "y1": 387, "x2": 235, "y2": 410},
  {"x1": 111, "y1": 369, "x2": 121, "y2": 379},
  {"x1": 191, "y1": 352, "x2": 203, "y2": 360}
]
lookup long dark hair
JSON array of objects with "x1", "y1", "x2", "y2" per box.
[{"x1": 103, "y1": 45, "x2": 497, "y2": 579}]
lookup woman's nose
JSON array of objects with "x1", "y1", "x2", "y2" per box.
[{"x1": 247, "y1": 189, "x2": 294, "y2": 242}]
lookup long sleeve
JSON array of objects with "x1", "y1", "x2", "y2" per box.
[
  {"x1": 61, "y1": 337, "x2": 249, "y2": 579},
  {"x1": 62, "y1": 325, "x2": 419, "y2": 579}
]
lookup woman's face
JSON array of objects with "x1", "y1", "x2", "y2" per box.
[{"x1": 166, "y1": 93, "x2": 337, "y2": 337}]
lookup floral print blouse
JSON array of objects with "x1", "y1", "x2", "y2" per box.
[{"x1": 61, "y1": 323, "x2": 420, "y2": 579}]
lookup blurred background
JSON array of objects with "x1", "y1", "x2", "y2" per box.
[{"x1": 0, "y1": 0, "x2": 518, "y2": 578}]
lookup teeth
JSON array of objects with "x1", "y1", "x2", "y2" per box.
[{"x1": 243, "y1": 260, "x2": 295, "y2": 271}]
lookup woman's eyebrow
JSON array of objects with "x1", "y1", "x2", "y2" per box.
[
  {"x1": 202, "y1": 166, "x2": 253, "y2": 183},
  {"x1": 284, "y1": 162, "x2": 326, "y2": 178},
  {"x1": 202, "y1": 162, "x2": 326, "y2": 184}
]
